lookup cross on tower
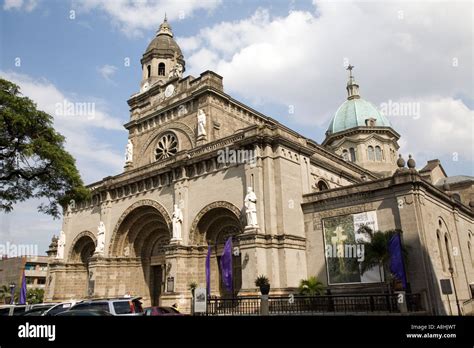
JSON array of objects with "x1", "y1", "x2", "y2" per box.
[{"x1": 346, "y1": 64, "x2": 354, "y2": 78}]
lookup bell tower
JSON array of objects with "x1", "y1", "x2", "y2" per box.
[{"x1": 140, "y1": 16, "x2": 186, "y2": 92}]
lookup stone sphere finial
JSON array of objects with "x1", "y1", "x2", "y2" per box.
[
  {"x1": 397, "y1": 154, "x2": 405, "y2": 168},
  {"x1": 407, "y1": 154, "x2": 416, "y2": 169}
]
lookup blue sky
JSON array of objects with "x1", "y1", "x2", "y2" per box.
[{"x1": 1, "y1": 0, "x2": 473, "y2": 255}]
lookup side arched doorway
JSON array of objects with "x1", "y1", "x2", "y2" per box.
[
  {"x1": 110, "y1": 201, "x2": 171, "y2": 306},
  {"x1": 192, "y1": 203, "x2": 244, "y2": 298},
  {"x1": 68, "y1": 232, "x2": 96, "y2": 297}
]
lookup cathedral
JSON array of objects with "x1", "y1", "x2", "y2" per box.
[{"x1": 45, "y1": 19, "x2": 474, "y2": 315}]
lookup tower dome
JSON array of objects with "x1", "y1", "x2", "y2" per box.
[
  {"x1": 139, "y1": 16, "x2": 185, "y2": 92},
  {"x1": 322, "y1": 65, "x2": 400, "y2": 178},
  {"x1": 326, "y1": 65, "x2": 391, "y2": 135}
]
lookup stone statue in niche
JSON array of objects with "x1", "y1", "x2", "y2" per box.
[
  {"x1": 172, "y1": 204, "x2": 183, "y2": 241},
  {"x1": 197, "y1": 109, "x2": 207, "y2": 137},
  {"x1": 56, "y1": 230, "x2": 66, "y2": 259},
  {"x1": 95, "y1": 221, "x2": 106, "y2": 254},
  {"x1": 244, "y1": 187, "x2": 258, "y2": 227},
  {"x1": 125, "y1": 139, "x2": 133, "y2": 164}
]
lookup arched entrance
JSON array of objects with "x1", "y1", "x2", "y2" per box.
[
  {"x1": 68, "y1": 231, "x2": 96, "y2": 297},
  {"x1": 110, "y1": 200, "x2": 171, "y2": 306},
  {"x1": 192, "y1": 202, "x2": 243, "y2": 297}
]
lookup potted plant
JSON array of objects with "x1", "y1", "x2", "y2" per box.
[
  {"x1": 188, "y1": 281, "x2": 198, "y2": 296},
  {"x1": 255, "y1": 275, "x2": 270, "y2": 295}
]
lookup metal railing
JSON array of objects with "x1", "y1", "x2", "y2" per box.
[
  {"x1": 207, "y1": 297, "x2": 261, "y2": 316},
  {"x1": 206, "y1": 293, "x2": 423, "y2": 316}
]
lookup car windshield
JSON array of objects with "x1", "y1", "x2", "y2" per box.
[
  {"x1": 47, "y1": 303, "x2": 72, "y2": 316},
  {"x1": 113, "y1": 301, "x2": 132, "y2": 314},
  {"x1": 74, "y1": 303, "x2": 109, "y2": 312}
]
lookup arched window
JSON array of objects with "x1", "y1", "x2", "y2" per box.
[
  {"x1": 317, "y1": 180, "x2": 329, "y2": 191},
  {"x1": 444, "y1": 235, "x2": 453, "y2": 270},
  {"x1": 158, "y1": 63, "x2": 165, "y2": 76},
  {"x1": 437, "y1": 230, "x2": 446, "y2": 272},
  {"x1": 349, "y1": 148, "x2": 356, "y2": 162},
  {"x1": 375, "y1": 146, "x2": 382, "y2": 161},
  {"x1": 147, "y1": 65, "x2": 151, "y2": 78},
  {"x1": 468, "y1": 232, "x2": 473, "y2": 268},
  {"x1": 468, "y1": 241, "x2": 473, "y2": 268},
  {"x1": 368, "y1": 146, "x2": 374, "y2": 161},
  {"x1": 342, "y1": 149, "x2": 349, "y2": 161}
]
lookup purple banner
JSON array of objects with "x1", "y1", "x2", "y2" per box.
[
  {"x1": 388, "y1": 233, "x2": 407, "y2": 289},
  {"x1": 205, "y1": 245, "x2": 211, "y2": 297},
  {"x1": 220, "y1": 237, "x2": 233, "y2": 293},
  {"x1": 19, "y1": 270, "x2": 27, "y2": 304}
]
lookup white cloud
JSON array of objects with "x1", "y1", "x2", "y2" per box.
[
  {"x1": 390, "y1": 97, "x2": 474, "y2": 167},
  {"x1": 73, "y1": 0, "x2": 222, "y2": 37},
  {"x1": 1, "y1": 70, "x2": 125, "y2": 183},
  {"x1": 178, "y1": 1, "x2": 473, "y2": 170},
  {"x1": 98, "y1": 64, "x2": 118, "y2": 82},
  {"x1": 3, "y1": 0, "x2": 38, "y2": 12}
]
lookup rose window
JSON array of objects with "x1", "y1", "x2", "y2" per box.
[{"x1": 155, "y1": 133, "x2": 178, "y2": 160}]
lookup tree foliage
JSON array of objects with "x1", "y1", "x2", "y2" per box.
[
  {"x1": 298, "y1": 276, "x2": 325, "y2": 296},
  {"x1": 0, "y1": 78, "x2": 89, "y2": 217},
  {"x1": 358, "y1": 226, "x2": 409, "y2": 286}
]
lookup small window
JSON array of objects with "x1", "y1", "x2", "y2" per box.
[
  {"x1": 437, "y1": 231, "x2": 446, "y2": 272},
  {"x1": 37, "y1": 278, "x2": 46, "y2": 285},
  {"x1": 445, "y1": 235, "x2": 453, "y2": 269},
  {"x1": 317, "y1": 180, "x2": 329, "y2": 191},
  {"x1": 158, "y1": 63, "x2": 165, "y2": 76},
  {"x1": 147, "y1": 65, "x2": 151, "y2": 78},
  {"x1": 349, "y1": 148, "x2": 356, "y2": 162},
  {"x1": 375, "y1": 146, "x2": 382, "y2": 161},
  {"x1": 342, "y1": 149, "x2": 349, "y2": 161},
  {"x1": 368, "y1": 146, "x2": 375, "y2": 161}
]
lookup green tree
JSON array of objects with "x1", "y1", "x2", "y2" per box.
[
  {"x1": 298, "y1": 276, "x2": 325, "y2": 296},
  {"x1": 358, "y1": 227, "x2": 408, "y2": 292},
  {"x1": 27, "y1": 288, "x2": 44, "y2": 304},
  {"x1": 0, "y1": 284, "x2": 11, "y2": 303},
  {"x1": 0, "y1": 78, "x2": 89, "y2": 217}
]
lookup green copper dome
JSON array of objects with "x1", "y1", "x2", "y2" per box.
[
  {"x1": 327, "y1": 98, "x2": 392, "y2": 135},
  {"x1": 326, "y1": 65, "x2": 392, "y2": 135}
]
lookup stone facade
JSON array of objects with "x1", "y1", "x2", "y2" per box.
[{"x1": 45, "y1": 19, "x2": 473, "y2": 315}]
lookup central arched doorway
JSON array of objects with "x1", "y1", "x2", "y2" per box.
[
  {"x1": 193, "y1": 203, "x2": 243, "y2": 298},
  {"x1": 68, "y1": 231, "x2": 96, "y2": 297},
  {"x1": 110, "y1": 201, "x2": 171, "y2": 306}
]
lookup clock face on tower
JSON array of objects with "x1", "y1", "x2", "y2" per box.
[
  {"x1": 164, "y1": 84, "x2": 175, "y2": 98},
  {"x1": 141, "y1": 81, "x2": 149, "y2": 93}
]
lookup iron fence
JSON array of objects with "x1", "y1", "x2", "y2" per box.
[{"x1": 206, "y1": 293, "x2": 423, "y2": 315}]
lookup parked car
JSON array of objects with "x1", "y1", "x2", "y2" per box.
[
  {"x1": 19, "y1": 304, "x2": 56, "y2": 316},
  {"x1": 42, "y1": 301, "x2": 83, "y2": 316},
  {"x1": 70, "y1": 297, "x2": 144, "y2": 316},
  {"x1": 0, "y1": 305, "x2": 28, "y2": 316},
  {"x1": 143, "y1": 306, "x2": 186, "y2": 316},
  {"x1": 55, "y1": 309, "x2": 114, "y2": 316}
]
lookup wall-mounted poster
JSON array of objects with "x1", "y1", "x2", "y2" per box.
[{"x1": 323, "y1": 211, "x2": 382, "y2": 285}]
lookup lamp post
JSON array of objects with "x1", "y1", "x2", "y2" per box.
[
  {"x1": 9, "y1": 282, "x2": 15, "y2": 304},
  {"x1": 448, "y1": 267, "x2": 462, "y2": 316}
]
